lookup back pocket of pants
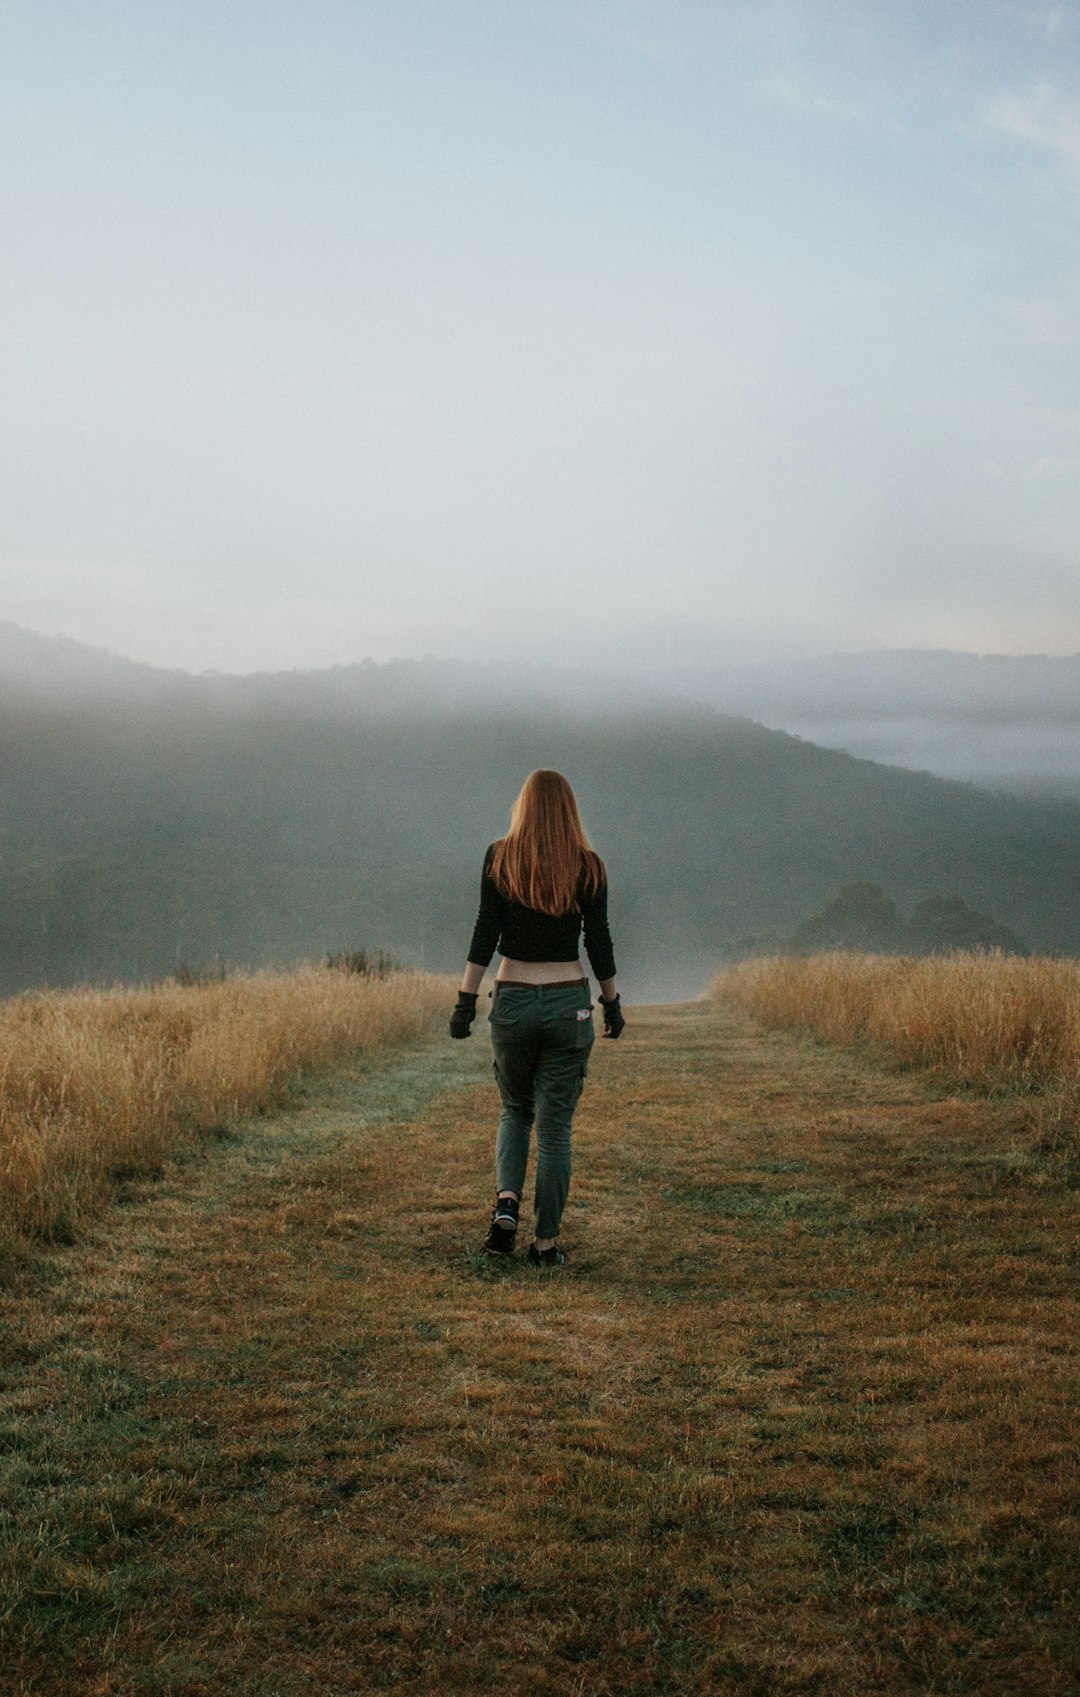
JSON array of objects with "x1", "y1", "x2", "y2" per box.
[{"x1": 565, "y1": 1008, "x2": 595, "y2": 1048}]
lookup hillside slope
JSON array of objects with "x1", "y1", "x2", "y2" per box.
[
  {"x1": 3, "y1": 628, "x2": 1080, "y2": 994},
  {"x1": 643, "y1": 649, "x2": 1080, "y2": 797}
]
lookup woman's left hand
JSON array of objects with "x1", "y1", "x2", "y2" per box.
[{"x1": 450, "y1": 991, "x2": 478, "y2": 1038}]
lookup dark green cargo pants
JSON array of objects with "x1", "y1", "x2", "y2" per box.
[{"x1": 488, "y1": 980, "x2": 595, "y2": 1240}]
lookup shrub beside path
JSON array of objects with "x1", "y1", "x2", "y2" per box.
[{"x1": 1, "y1": 997, "x2": 1076, "y2": 1696}]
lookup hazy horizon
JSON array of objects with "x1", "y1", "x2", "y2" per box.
[
  {"x1": 3, "y1": 2, "x2": 1079, "y2": 673},
  {"x1": 6, "y1": 613, "x2": 1080, "y2": 678},
  {"x1": 6, "y1": 616, "x2": 1080, "y2": 801}
]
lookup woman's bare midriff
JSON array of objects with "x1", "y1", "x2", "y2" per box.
[{"x1": 495, "y1": 957, "x2": 585, "y2": 984}]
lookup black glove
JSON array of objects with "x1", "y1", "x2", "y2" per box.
[
  {"x1": 599, "y1": 993, "x2": 625, "y2": 1039},
  {"x1": 449, "y1": 990, "x2": 478, "y2": 1039}
]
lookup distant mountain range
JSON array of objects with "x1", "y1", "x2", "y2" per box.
[
  {"x1": 635, "y1": 650, "x2": 1080, "y2": 797},
  {"x1": 645, "y1": 648, "x2": 1080, "y2": 723},
  {"x1": 5, "y1": 621, "x2": 1078, "y2": 794},
  {"x1": 2, "y1": 623, "x2": 1079, "y2": 999}
]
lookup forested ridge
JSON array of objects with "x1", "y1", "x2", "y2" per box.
[{"x1": 4, "y1": 632, "x2": 1080, "y2": 996}]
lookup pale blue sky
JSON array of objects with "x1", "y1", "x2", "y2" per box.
[{"x1": 2, "y1": 1, "x2": 1078, "y2": 671}]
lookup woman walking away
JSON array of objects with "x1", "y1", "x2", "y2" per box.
[{"x1": 449, "y1": 769, "x2": 625, "y2": 1266}]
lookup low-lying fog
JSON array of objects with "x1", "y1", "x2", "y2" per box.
[
  {"x1": 765, "y1": 719, "x2": 1080, "y2": 798},
  {"x1": 6, "y1": 622, "x2": 1080, "y2": 799},
  {"x1": 631, "y1": 650, "x2": 1080, "y2": 800},
  {"x1": 4, "y1": 624, "x2": 1080, "y2": 999}
]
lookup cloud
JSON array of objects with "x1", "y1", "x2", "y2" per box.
[
  {"x1": 1013, "y1": 3, "x2": 1071, "y2": 44},
  {"x1": 753, "y1": 72, "x2": 869, "y2": 122},
  {"x1": 983, "y1": 81, "x2": 1080, "y2": 177}
]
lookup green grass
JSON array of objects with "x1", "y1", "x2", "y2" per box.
[{"x1": 0, "y1": 1000, "x2": 1076, "y2": 1695}]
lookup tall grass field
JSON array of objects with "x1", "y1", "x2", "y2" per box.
[
  {"x1": 716, "y1": 949, "x2": 1080, "y2": 1116},
  {"x1": 1, "y1": 955, "x2": 1076, "y2": 1693},
  {"x1": 0, "y1": 965, "x2": 448, "y2": 1250}
]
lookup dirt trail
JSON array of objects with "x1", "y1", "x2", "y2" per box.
[{"x1": 2, "y1": 998, "x2": 1076, "y2": 1696}]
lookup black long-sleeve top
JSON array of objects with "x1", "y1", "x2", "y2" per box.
[{"x1": 467, "y1": 843, "x2": 617, "y2": 981}]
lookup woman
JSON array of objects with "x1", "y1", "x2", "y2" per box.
[{"x1": 450, "y1": 769, "x2": 625, "y2": 1266}]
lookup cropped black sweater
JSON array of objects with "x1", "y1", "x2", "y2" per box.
[{"x1": 467, "y1": 844, "x2": 617, "y2": 981}]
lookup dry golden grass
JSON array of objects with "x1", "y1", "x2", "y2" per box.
[
  {"x1": 716, "y1": 950, "x2": 1080, "y2": 1096},
  {"x1": 1, "y1": 998, "x2": 1075, "y2": 1695},
  {"x1": 0, "y1": 965, "x2": 449, "y2": 1248}
]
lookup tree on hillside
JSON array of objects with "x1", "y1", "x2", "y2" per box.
[
  {"x1": 907, "y1": 895, "x2": 1027, "y2": 955},
  {"x1": 793, "y1": 882, "x2": 906, "y2": 954},
  {"x1": 790, "y1": 883, "x2": 1028, "y2": 958}
]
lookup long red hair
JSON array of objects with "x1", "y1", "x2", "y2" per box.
[{"x1": 490, "y1": 770, "x2": 604, "y2": 917}]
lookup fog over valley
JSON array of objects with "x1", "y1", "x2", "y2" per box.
[
  {"x1": 639, "y1": 650, "x2": 1080, "y2": 799},
  {"x1": 3, "y1": 625, "x2": 1079, "y2": 1001},
  {"x1": 7, "y1": 620, "x2": 1080, "y2": 795}
]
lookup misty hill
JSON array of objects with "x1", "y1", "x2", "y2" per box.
[
  {"x1": 3, "y1": 628, "x2": 1080, "y2": 1000},
  {"x1": 0, "y1": 621, "x2": 182, "y2": 696},
  {"x1": 0, "y1": 620, "x2": 610, "y2": 718},
  {"x1": 7, "y1": 621, "x2": 1078, "y2": 797},
  {"x1": 642, "y1": 649, "x2": 1080, "y2": 798},
  {"x1": 11, "y1": 621, "x2": 1079, "y2": 719},
  {"x1": 649, "y1": 648, "x2": 1080, "y2": 723}
]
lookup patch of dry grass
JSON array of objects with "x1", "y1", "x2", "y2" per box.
[
  {"x1": 716, "y1": 950, "x2": 1080, "y2": 1096},
  {"x1": 0, "y1": 966, "x2": 449, "y2": 1248}
]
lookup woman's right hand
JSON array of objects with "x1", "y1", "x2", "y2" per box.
[
  {"x1": 599, "y1": 993, "x2": 625, "y2": 1039},
  {"x1": 449, "y1": 991, "x2": 478, "y2": 1039}
]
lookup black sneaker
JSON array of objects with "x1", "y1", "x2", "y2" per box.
[
  {"x1": 527, "y1": 1242, "x2": 565, "y2": 1267},
  {"x1": 482, "y1": 1196, "x2": 519, "y2": 1255},
  {"x1": 493, "y1": 1195, "x2": 520, "y2": 1227}
]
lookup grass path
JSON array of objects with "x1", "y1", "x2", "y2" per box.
[{"x1": 1, "y1": 999, "x2": 1076, "y2": 1696}]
